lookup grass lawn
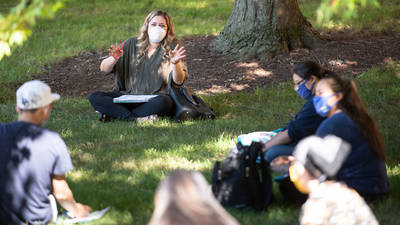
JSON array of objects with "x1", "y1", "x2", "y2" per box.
[{"x1": 1, "y1": 0, "x2": 400, "y2": 224}]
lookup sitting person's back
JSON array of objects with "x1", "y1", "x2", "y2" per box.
[
  {"x1": 0, "y1": 80, "x2": 90, "y2": 224},
  {"x1": 316, "y1": 112, "x2": 388, "y2": 196},
  {"x1": 0, "y1": 121, "x2": 69, "y2": 224}
]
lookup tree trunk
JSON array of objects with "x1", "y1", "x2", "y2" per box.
[{"x1": 212, "y1": 0, "x2": 326, "y2": 59}]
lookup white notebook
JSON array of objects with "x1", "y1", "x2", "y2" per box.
[
  {"x1": 113, "y1": 95, "x2": 157, "y2": 103},
  {"x1": 61, "y1": 207, "x2": 110, "y2": 224}
]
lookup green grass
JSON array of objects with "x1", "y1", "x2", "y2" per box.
[
  {"x1": 1, "y1": 0, "x2": 400, "y2": 224},
  {"x1": 1, "y1": 64, "x2": 399, "y2": 224},
  {"x1": 298, "y1": 0, "x2": 400, "y2": 32}
]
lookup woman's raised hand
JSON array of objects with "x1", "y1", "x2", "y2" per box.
[
  {"x1": 169, "y1": 44, "x2": 186, "y2": 64},
  {"x1": 108, "y1": 42, "x2": 124, "y2": 60}
]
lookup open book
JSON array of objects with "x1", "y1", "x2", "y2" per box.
[{"x1": 113, "y1": 95, "x2": 158, "y2": 103}]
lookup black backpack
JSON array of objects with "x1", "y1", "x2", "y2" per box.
[
  {"x1": 211, "y1": 141, "x2": 273, "y2": 211},
  {"x1": 168, "y1": 76, "x2": 215, "y2": 122}
]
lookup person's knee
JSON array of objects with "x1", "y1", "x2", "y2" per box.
[
  {"x1": 264, "y1": 146, "x2": 281, "y2": 162},
  {"x1": 155, "y1": 95, "x2": 174, "y2": 109},
  {"x1": 264, "y1": 145, "x2": 294, "y2": 162},
  {"x1": 157, "y1": 95, "x2": 173, "y2": 105},
  {"x1": 152, "y1": 95, "x2": 174, "y2": 116},
  {"x1": 88, "y1": 91, "x2": 103, "y2": 105}
]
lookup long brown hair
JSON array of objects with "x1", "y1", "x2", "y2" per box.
[
  {"x1": 321, "y1": 74, "x2": 385, "y2": 159},
  {"x1": 147, "y1": 170, "x2": 240, "y2": 225},
  {"x1": 136, "y1": 10, "x2": 176, "y2": 63}
]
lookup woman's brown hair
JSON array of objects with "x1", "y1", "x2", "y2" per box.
[
  {"x1": 136, "y1": 10, "x2": 176, "y2": 63},
  {"x1": 321, "y1": 74, "x2": 385, "y2": 159},
  {"x1": 147, "y1": 170, "x2": 240, "y2": 225}
]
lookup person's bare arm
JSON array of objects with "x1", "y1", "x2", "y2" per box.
[
  {"x1": 100, "y1": 43, "x2": 124, "y2": 73},
  {"x1": 169, "y1": 44, "x2": 187, "y2": 85},
  {"x1": 262, "y1": 130, "x2": 292, "y2": 152},
  {"x1": 52, "y1": 174, "x2": 91, "y2": 218},
  {"x1": 100, "y1": 56, "x2": 118, "y2": 73}
]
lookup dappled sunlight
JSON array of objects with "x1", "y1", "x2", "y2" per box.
[
  {"x1": 230, "y1": 83, "x2": 250, "y2": 91},
  {"x1": 60, "y1": 128, "x2": 73, "y2": 138},
  {"x1": 68, "y1": 170, "x2": 84, "y2": 180},
  {"x1": 237, "y1": 62, "x2": 259, "y2": 68},
  {"x1": 236, "y1": 61, "x2": 274, "y2": 79},
  {"x1": 180, "y1": 1, "x2": 208, "y2": 10},
  {"x1": 204, "y1": 135, "x2": 236, "y2": 158},
  {"x1": 328, "y1": 59, "x2": 359, "y2": 70},
  {"x1": 192, "y1": 59, "x2": 274, "y2": 94},
  {"x1": 387, "y1": 164, "x2": 400, "y2": 177},
  {"x1": 253, "y1": 68, "x2": 273, "y2": 77},
  {"x1": 117, "y1": 155, "x2": 209, "y2": 173},
  {"x1": 70, "y1": 142, "x2": 97, "y2": 153},
  {"x1": 197, "y1": 84, "x2": 231, "y2": 95}
]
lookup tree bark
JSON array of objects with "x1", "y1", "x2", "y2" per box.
[{"x1": 212, "y1": 0, "x2": 326, "y2": 59}]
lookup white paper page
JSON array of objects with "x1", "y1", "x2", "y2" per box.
[
  {"x1": 113, "y1": 95, "x2": 158, "y2": 103},
  {"x1": 61, "y1": 207, "x2": 110, "y2": 224}
]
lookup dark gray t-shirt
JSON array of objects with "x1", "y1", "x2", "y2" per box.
[
  {"x1": 112, "y1": 37, "x2": 188, "y2": 94},
  {"x1": 0, "y1": 121, "x2": 73, "y2": 224}
]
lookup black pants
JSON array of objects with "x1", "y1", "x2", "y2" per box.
[{"x1": 88, "y1": 91, "x2": 174, "y2": 120}]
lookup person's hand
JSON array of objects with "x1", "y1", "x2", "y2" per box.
[
  {"x1": 73, "y1": 203, "x2": 91, "y2": 218},
  {"x1": 108, "y1": 42, "x2": 124, "y2": 60},
  {"x1": 270, "y1": 156, "x2": 293, "y2": 174},
  {"x1": 169, "y1": 44, "x2": 186, "y2": 64}
]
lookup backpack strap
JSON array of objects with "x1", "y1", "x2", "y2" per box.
[
  {"x1": 247, "y1": 141, "x2": 273, "y2": 211},
  {"x1": 258, "y1": 144, "x2": 273, "y2": 209},
  {"x1": 211, "y1": 161, "x2": 223, "y2": 201}
]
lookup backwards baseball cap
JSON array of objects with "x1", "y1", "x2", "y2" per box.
[
  {"x1": 293, "y1": 135, "x2": 351, "y2": 181},
  {"x1": 16, "y1": 80, "x2": 60, "y2": 110}
]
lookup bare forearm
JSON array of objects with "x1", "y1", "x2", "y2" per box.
[
  {"x1": 172, "y1": 62, "x2": 186, "y2": 85},
  {"x1": 262, "y1": 130, "x2": 292, "y2": 152},
  {"x1": 52, "y1": 176, "x2": 90, "y2": 217},
  {"x1": 56, "y1": 191, "x2": 78, "y2": 214},
  {"x1": 100, "y1": 56, "x2": 118, "y2": 73}
]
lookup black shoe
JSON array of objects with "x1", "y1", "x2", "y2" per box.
[{"x1": 96, "y1": 111, "x2": 109, "y2": 123}]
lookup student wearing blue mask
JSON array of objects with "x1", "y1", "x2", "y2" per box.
[
  {"x1": 313, "y1": 73, "x2": 389, "y2": 199},
  {"x1": 262, "y1": 61, "x2": 327, "y2": 162}
]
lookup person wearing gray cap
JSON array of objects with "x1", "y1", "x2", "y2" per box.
[
  {"x1": 0, "y1": 80, "x2": 91, "y2": 224},
  {"x1": 289, "y1": 135, "x2": 379, "y2": 225}
]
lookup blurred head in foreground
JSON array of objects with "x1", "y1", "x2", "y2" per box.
[
  {"x1": 291, "y1": 136, "x2": 380, "y2": 225},
  {"x1": 289, "y1": 135, "x2": 351, "y2": 194},
  {"x1": 148, "y1": 170, "x2": 240, "y2": 225}
]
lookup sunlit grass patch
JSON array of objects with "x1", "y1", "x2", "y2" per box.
[{"x1": 299, "y1": 0, "x2": 400, "y2": 33}]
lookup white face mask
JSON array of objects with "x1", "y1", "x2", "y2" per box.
[{"x1": 148, "y1": 26, "x2": 167, "y2": 43}]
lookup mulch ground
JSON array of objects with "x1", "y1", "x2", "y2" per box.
[{"x1": 34, "y1": 33, "x2": 400, "y2": 97}]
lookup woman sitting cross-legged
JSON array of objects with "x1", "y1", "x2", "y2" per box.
[
  {"x1": 313, "y1": 73, "x2": 389, "y2": 199},
  {"x1": 89, "y1": 10, "x2": 188, "y2": 122}
]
